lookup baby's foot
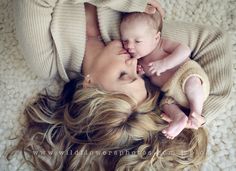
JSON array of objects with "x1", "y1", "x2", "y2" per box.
[{"x1": 162, "y1": 114, "x2": 188, "y2": 139}]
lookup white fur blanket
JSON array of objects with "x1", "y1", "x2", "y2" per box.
[{"x1": 0, "y1": 0, "x2": 236, "y2": 170}]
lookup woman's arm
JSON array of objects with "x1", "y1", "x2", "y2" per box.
[
  {"x1": 85, "y1": 0, "x2": 149, "y2": 13},
  {"x1": 14, "y1": 0, "x2": 58, "y2": 79},
  {"x1": 83, "y1": 3, "x2": 105, "y2": 75},
  {"x1": 87, "y1": 0, "x2": 164, "y2": 15}
]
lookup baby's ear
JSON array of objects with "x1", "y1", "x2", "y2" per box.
[{"x1": 155, "y1": 31, "x2": 161, "y2": 40}]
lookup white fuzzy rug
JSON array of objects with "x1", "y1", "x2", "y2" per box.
[{"x1": 0, "y1": 0, "x2": 236, "y2": 170}]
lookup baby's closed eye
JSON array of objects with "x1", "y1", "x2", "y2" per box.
[
  {"x1": 122, "y1": 40, "x2": 128, "y2": 43},
  {"x1": 135, "y1": 40, "x2": 142, "y2": 43}
]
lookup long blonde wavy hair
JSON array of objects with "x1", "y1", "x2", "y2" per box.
[{"x1": 7, "y1": 75, "x2": 208, "y2": 171}]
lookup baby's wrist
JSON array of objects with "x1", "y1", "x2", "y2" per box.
[{"x1": 162, "y1": 58, "x2": 172, "y2": 70}]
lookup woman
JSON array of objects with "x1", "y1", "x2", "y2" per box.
[
  {"x1": 13, "y1": 0, "x2": 231, "y2": 123},
  {"x1": 8, "y1": 73, "x2": 207, "y2": 170},
  {"x1": 10, "y1": 0, "x2": 232, "y2": 170}
]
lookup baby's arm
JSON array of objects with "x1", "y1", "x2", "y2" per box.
[
  {"x1": 161, "y1": 39, "x2": 191, "y2": 68},
  {"x1": 149, "y1": 39, "x2": 191, "y2": 75}
]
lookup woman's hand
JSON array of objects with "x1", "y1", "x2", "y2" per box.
[{"x1": 145, "y1": 0, "x2": 165, "y2": 18}]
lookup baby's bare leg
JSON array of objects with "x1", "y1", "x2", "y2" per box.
[
  {"x1": 184, "y1": 76, "x2": 204, "y2": 128},
  {"x1": 162, "y1": 103, "x2": 188, "y2": 139}
]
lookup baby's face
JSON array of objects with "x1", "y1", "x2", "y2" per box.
[{"x1": 120, "y1": 20, "x2": 159, "y2": 59}]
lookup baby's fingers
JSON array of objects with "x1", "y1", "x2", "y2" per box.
[
  {"x1": 137, "y1": 65, "x2": 142, "y2": 70},
  {"x1": 148, "y1": 66, "x2": 154, "y2": 71},
  {"x1": 148, "y1": 63, "x2": 153, "y2": 67},
  {"x1": 156, "y1": 71, "x2": 161, "y2": 76},
  {"x1": 149, "y1": 68, "x2": 156, "y2": 74}
]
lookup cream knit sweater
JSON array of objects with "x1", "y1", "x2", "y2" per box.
[{"x1": 14, "y1": 0, "x2": 232, "y2": 123}]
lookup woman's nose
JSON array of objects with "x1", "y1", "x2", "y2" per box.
[{"x1": 126, "y1": 58, "x2": 138, "y2": 77}]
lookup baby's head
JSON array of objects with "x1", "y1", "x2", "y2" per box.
[{"x1": 120, "y1": 12, "x2": 162, "y2": 59}]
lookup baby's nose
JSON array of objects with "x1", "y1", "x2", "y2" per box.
[{"x1": 127, "y1": 42, "x2": 134, "y2": 49}]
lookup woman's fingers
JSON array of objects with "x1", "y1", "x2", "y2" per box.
[
  {"x1": 109, "y1": 40, "x2": 122, "y2": 47},
  {"x1": 108, "y1": 40, "x2": 124, "y2": 53},
  {"x1": 147, "y1": 0, "x2": 165, "y2": 18},
  {"x1": 145, "y1": 4, "x2": 157, "y2": 14},
  {"x1": 118, "y1": 49, "x2": 128, "y2": 55}
]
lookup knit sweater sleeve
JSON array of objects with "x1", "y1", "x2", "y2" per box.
[
  {"x1": 14, "y1": 0, "x2": 58, "y2": 79},
  {"x1": 162, "y1": 21, "x2": 232, "y2": 123},
  {"x1": 14, "y1": 0, "x2": 148, "y2": 81}
]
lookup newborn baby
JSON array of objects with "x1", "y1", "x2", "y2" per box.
[{"x1": 120, "y1": 12, "x2": 210, "y2": 139}]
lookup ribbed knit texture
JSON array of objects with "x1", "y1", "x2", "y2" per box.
[
  {"x1": 14, "y1": 0, "x2": 232, "y2": 123},
  {"x1": 161, "y1": 60, "x2": 210, "y2": 108}
]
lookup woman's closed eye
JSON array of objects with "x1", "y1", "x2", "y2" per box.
[
  {"x1": 119, "y1": 72, "x2": 130, "y2": 80},
  {"x1": 119, "y1": 72, "x2": 136, "y2": 83}
]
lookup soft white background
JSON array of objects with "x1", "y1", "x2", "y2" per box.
[{"x1": 0, "y1": 0, "x2": 235, "y2": 170}]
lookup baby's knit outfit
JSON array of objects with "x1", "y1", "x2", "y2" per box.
[{"x1": 160, "y1": 60, "x2": 210, "y2": 108}]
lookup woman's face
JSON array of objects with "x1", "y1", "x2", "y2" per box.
[{"x1": 89, "y1": 41, "x2": 147, "y2": 104}]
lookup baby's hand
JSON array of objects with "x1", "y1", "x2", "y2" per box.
[
  {"x1": 148, "y1": 60, "x2": 167, "y2": 76},
  {"x1": 137, "y1": 64, "x2": 145, "y2": 75}
]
